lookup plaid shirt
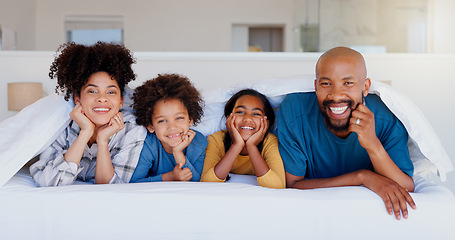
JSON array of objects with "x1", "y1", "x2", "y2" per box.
[{"x1": 30, "y1": 111, "x2": 147, "y2": 187}]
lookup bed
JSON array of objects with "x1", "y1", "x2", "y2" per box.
[{"x1": 0, "y1": 52, "x2": 454, "y2": 240}]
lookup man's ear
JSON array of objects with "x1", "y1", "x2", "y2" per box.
[
  {"x1": 314, "y1": 79, "x2": 318, "y2": 92},
  {"x1": 146, "y1": 125, "x2": 155, "y2": 133},
  {"x1": 363, "y1": 78, "x2": 371, "y2": 97}
]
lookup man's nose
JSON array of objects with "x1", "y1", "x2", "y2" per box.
[{"x1": 328, "y1": 85, "x2": 345, "y2": 100}]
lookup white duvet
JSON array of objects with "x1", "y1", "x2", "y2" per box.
[
  {"x1": 1, "y1": 168, "x2": 454, "y2": 240},
  {"x1": 0, "y1": 75, "x2": 452, "y2": 187}
]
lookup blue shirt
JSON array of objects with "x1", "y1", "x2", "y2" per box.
[
  {"x1": 130, "y1": 129, "x2": 208, "y2": 182},
  {"x1": 277, "y1": 92, "x2": 414, "y2": 178}
]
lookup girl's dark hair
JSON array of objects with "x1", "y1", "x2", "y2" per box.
[
  {"x1": 50, "y1": 42, "x2": 136, "y2": 101},
  {"x1": 223, "y1": 89, "x2": 275, "y2": 153},
  {"x1": 132, "y1": 73, "x2": 204, "y2": 127}
]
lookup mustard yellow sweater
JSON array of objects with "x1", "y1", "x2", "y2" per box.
[{"x1": 201, "y1": 130, "x2": 285, "y2": 189}]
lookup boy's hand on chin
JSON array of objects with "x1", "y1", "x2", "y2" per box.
[{"x1": 173, "y1": 129, "x2": 196, "y2": 153}]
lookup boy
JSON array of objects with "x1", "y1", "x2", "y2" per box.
[{"x1": 130, "y1": 74, "x2": 207, "y2": 182}]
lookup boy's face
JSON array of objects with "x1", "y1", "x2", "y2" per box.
[
  {"x1": 147, "y1": 98, "x2": 193, "y2": 153},
  {"x1": 74, "y1": 71, "x2": 123, "y2": 127}
]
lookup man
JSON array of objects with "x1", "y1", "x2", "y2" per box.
[{"x1": 277, "y1": 47, "x2": 416, "y2": 220}]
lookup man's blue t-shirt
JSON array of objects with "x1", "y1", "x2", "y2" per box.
[
  {"x1": 277, "y1": 92, "x2": 414, "y2": 179},
  {"x1": 130, "y1": 129, "x2": 208, "y2": 182}
]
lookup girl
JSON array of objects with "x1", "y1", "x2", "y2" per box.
[
  {"x1": 30, "y1": 42, "x2": 146, "y2": 187},
  {"x1": 130, "y1": 74, "x2": 207, "y2": 182},
  {"x1": 201, "y1": 89, "x2": 285, "y2": 188}
]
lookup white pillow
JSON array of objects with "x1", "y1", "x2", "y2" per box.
[
  {"x1": 370, "y1": 80, "x2": 453, "y2": 181},
  {"x1": 0, "y1": 93, "x2": 73, "y2": 187}
]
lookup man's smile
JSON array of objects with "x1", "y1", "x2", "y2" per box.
[{"x1": 329, "y1": 106, "x2": 348, "y2": 115}]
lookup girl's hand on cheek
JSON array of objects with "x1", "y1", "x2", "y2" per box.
[
  {"x1": 70, "y1": 102, "x2": 95, "y2": 134},
  {"x1": 246, "y1": 116, "x2": 268, "y2": 148},
  {"x1": 97, "y1": 112, "x2": 125, "y2": 144},
  {"x1": 226, "y1": 114, "x2": 244, "y2": 147}
]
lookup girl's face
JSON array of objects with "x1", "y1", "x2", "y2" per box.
[
  {"x1": 147, "y1": 98, "x2": 193, "y2": 153},
  {"x1": 231, "y1": 95, "x2": 266, "y2": 141},
  {"x1": 74, "y1": 71, "x2": 123, "y2": 127}
]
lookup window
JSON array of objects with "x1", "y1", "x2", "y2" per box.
[
  {"x1": 231, "y1": 25, "x2": 284, "y2": 52},
  {"x1": 65, "y1": 15, "x2": 124, "y2": 45}
]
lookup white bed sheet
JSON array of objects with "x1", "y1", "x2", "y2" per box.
[{"x1": 1, "y1": 168, "x2": 454, "y2": 240}]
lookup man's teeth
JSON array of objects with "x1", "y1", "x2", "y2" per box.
[
  {"x1": 330, "y1": 106, "x2": 348, "y2": 115},
  {"x1": 93, "y1": 108, "x2": 110, "y2": 112},
  {"x1": 240, "y1": 126, "x2": 254, "y2": 130}
]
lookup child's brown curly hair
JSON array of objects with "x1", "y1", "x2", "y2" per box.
[
  {"x1": 50, "y1": 42, "x2": 136, "y2": 101},
  {"x1": 133, "y1": 73, "x2": 204, "y2": 127}
]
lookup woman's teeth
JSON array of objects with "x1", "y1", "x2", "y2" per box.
[{"x1": 240, "y1": 126, "x2": 254, "y2": 130}]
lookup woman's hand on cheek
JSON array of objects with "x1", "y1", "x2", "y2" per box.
[
  {"x1": 246, "y1": 116, "x2": 268, "y2": 148},
  {"x1": 70, "y1": 102, "x2": 95, "y2": 134},
  {"x1": 97, "y1": 112, "x2": 125, "y2": 144},
  {"x1": 226, "y1": 114, "x2": 245, "y2": 147}
]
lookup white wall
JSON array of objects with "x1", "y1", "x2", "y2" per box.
[
  {"x1": 432, "y1": 0, "x2": 455, "y2": 53},
  {"x1": 0, "y1": 0, "x2": 36, "y2": 50}
]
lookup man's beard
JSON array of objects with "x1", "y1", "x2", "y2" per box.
[{"x1": 320, "y1": 94, "x2": 364, "y2": 134}]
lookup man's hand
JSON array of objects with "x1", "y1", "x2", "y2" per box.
[
  {"x1": 286, "y1": 170, "x2": 416, "y2": 220},
  {"x1": 359, "y1": 169, "x2": 417, "y2": 220},
  {"x1": 350, "y1": 103, "x2": 415, "y2": 192},
  {"x1": 349, "y1": 104, "x2": 380, "y2": 152}
]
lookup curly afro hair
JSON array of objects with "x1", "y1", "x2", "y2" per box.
[
  {"x1": 133, "y1": 73, "x2": 204, "y2": 127},
  {"x1": 50, "y1": 42, "x2": 136, "y2": 101}
]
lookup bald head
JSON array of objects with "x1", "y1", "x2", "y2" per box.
[{"x1": 316, "y1": 47, "x2": 367, "y2": 79}]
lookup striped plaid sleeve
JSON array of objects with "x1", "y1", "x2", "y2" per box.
[
  {"x1": 29, "y1": 123, "x2": 81, "y2": 187},
  {"x1": 108, "y1": 113, "x2": 147, "y2": 184}
]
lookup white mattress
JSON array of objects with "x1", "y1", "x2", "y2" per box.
[{"x1": 1, "y1": 168, "x2": 454, "y2": 240}]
